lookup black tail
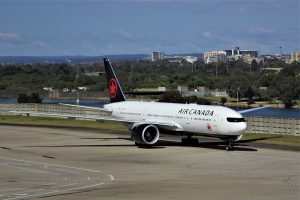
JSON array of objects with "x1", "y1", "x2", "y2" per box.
[{"x1": 103, "y1": 58, "x2": 126, "y2": 103}]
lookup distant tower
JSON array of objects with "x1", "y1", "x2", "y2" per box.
[{"x1": 279, "y1": 46, "x2": 282, "y2": 55}]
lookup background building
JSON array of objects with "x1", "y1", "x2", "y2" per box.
[
  {"x1": 204, "y1": 47, "x2": 258, "y2": 63},
  {"x1": 183, "y1": 56, "x2": 199, "y2": 64},
  {"x1": 204, "y1": 51, "x2": 227, "y2": 63},
  {"x1": 291, "y1": 52, "x2": 300, "y2": 62},
  {"x1": 224, "y1": 47, "x2": 258, "y2": 58},
  {"x1": 151, "y1": 52, "x2": 165, "y2": 61}
]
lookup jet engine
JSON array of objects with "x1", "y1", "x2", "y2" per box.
[
  {"x1": 131, "y1": 124, "x2": 160, "y2": 146},
  {"x1": 234, "y1": 134, "x2": 243, "y2": 141},
  {"x1": 220, "y1": 134, "x2": 243, "y2": 142}
]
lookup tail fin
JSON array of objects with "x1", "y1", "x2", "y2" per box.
[{"x1": 103, "y1": 58, "x2": 126, "y2": 103}]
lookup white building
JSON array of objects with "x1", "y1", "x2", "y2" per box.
[
  {"x1": 43, "y1": 87, "x2": 53, "y2": 91},
  {"x1": 183, "y1": 56, "x2": 199, "y2": 64},
  {"x1": 224, "y1": 47, "x2": 258, "y2": 58},
  {"x1": 78, "y1": 87, "x2": 87, "y2": 91},
  {"x1": 204, "y1": 51, "x2": 227, "y2": 63},
  {"x1": 291, "y1": 52, "x2": 300, "y2": 63}
]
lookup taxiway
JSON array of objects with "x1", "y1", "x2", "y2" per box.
[{"x1": 0, "y1": 125, "x2": 299, "y2": 200}]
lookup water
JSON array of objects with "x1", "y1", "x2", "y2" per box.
[
  {"x1": 0, "y1": 99, "x2": 106, "y2": 107},
  {"x1": 42, "y1": 99, "x2": 106, "y2": 108},
  {"x1": 239, "y1": 107, "x2": 300, "y2": 119},
  {"x1": 0, "y1": 99, "x2": 299, "y2": 119}
]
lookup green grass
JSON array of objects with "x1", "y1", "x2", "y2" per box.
[
  {"x1": 0, "y1": 114, "x2": 299, "y2": 147},
  {"x1": 242, "y1": 133, "x2": 300, "y2": 147},
  {"x1": 0, "y1": 114, "x2": 127, "y2": 131}
]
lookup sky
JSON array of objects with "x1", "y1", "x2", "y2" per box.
[{"x1": 0, "y1": 0, "x2": 299, "y2": 56}]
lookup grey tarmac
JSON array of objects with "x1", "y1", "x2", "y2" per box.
[{"x1": 0, "y1": 125, "x2": 299, "y2": 200}]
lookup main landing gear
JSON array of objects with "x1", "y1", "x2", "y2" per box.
[{"x1": 181, "y1": 135, "x2": 198, "y2": 146}]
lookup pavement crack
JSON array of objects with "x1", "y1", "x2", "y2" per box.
[{"x1": 42, "y1": 155, "x2": 55, "y2": 159}]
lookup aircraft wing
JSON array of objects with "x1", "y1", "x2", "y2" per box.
[
  {"x1": 9, "y1": 110, "x2": 181, "y2": 130},
  {"x1": 238, "y1": 106, "x2": 270, "y2": 114},
  {"x1": 57, "y1": 104, "x2": 181, "y2": 129},
  {"x1": 58, "y1": 103, "x2": 112, "y2": 112}
]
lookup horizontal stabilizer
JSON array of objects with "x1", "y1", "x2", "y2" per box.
[{"x1": 238, "y1": 106, "x2": 270, "y2": 114}]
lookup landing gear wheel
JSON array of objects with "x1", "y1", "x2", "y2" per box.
[
  {"x1": 226, "y1": 145, "x2": 233, "y2": 151},
  {"x1": 182, "y1": 136, "x2": 198, "y2": 146}
]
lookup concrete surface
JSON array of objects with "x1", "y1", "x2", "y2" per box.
[{"x1": 0, "y1": 125, "x2": 299, "y2": 200}]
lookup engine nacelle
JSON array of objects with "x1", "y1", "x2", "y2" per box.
[
  {"x1": 220, "y1": 134, "x2": 243, "y2": 142},
  {"x1": 131, "y1": 124, "x2": 160, "y2": 145},
  {"x1": 234, "y1": 134, "x2": 243, "y2": 141}
]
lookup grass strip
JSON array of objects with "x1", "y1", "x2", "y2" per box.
[
  {"x1": 242, "y1": 133, "x2": 300, "y2": 147},
  {"x1": 0, "y1": 114, "x2": 127, "y2": 131}
]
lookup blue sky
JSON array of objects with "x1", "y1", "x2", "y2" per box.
[{"x1": 0, "y1": 0, "x2": 299, "y2": 56}]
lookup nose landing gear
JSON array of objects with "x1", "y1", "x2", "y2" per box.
[{"x1": 226, "y1": 138, "x2": 234, "y2": 151}]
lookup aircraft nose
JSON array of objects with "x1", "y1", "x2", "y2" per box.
[
  {"x1": 231, "y1": 122, "x2": 247, "y2": 135},
  {"x1": 240, "y1": 122, "x2": 247, "y2": 132}
]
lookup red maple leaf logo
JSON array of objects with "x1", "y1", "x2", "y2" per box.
[
  {"x1": 109, "y1": 78, "x2": 118, "y2": 99},
  {"x1": 207, "y1": 123, "x2": 212, "y2": 131}
]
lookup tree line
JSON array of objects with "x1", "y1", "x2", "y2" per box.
[{"x1": 0, "y1": 59, "x2": 299, "y2": 108}]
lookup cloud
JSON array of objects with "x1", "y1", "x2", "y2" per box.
[
  {"x1": 202, "y1": 31, "x2": 213, "y2": 39},
  {"x1": 0, "y1": 32, "x2": 19, "y2": 41},
  {"x1": 248, "y1": 27, "x2": 275, "y2": 35},
  {"x1": 33, "y1": 41, "x2": 49, "y2": 47},
  {"x1": 118, "y1": 30, "x2": 134, "y2": 39},
  {"x1": 201, "y1": 31, "x2": 227, "y2": 42}
]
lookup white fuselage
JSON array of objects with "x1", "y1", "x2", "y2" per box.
[{"x1": 104, "y1": 101, "x2": 247, "y2": 137}]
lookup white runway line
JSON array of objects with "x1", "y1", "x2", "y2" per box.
[
  {"x1": 53, "y1": 168, "x2": 82, "y2": 175},
  {"x1": 9, "y1": 162, "x2": 31, "y2": 167},
  {"x1": 109, "y1": 174, "x2": 115, "y2": 181},
  {"x1": 0, "y1": 157, "x2": 101, "y2": 173},
  {"x1": 0, "y1": 189, "x2": 23, "y2": 193},
  {"x1": 62, "y1": 183, "x2": 78, "y2": 187},
  {"x1": 10, "y1": 166, "x2": 60, "y2": 176},
  {"x1": 0, "y1": 157, "x2": 113, "y2": 200},
  {"x1": 3, "y1": 183, "x2": 104, "y2": 200}
]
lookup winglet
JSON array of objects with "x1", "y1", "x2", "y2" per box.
[{"x1": 103, "y1": 58, "x2": 126, "y2": 103}]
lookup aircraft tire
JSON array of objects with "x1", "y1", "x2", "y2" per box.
[{"x1": 135, "y1": 141, "x2": 151, "y2": 148}]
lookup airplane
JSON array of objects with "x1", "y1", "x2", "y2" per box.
[
  {"x1": 92, "y1": 58, "x2": 265, "y2": 150},
  {"x1": 11, "y1": 58, "x2": 267, "y2": 150}
]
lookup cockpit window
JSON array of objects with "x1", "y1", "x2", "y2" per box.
[{"x1": 227, "y1": 117, "x2": 246, "y2": 122}]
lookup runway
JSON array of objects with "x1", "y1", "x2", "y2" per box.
[{"x1": 0, "y1": 125, "x2": 299, "y2": 200}]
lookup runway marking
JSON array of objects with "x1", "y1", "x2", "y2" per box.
[
  {"x1": 62, "y1": 183, "x2": 78, "y2": 187},
  {"x1": 9, "y1": 162, "x2": 31, "y2": 167},
  {"x1": 0, "y1": 189, "x2": 23, "y2": 193},
  {"x1": 10, "y1": 166, "x2": 60, "y2": 176},
  {"x1": 0, "y1": 157, "x2": 113, "y2": 200},
  {"x1": 0, "y1": 157, "x2": 101, "y2": 173},
  {"x1": 109, "y1": 174, "x2": 115, "y2": 181},
  {"x1": 2, "y1": 183, "x2": 104, "y2": 200},
  {"x1": 54, "y1": 168, "x2": 82, "y2": 174}
]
